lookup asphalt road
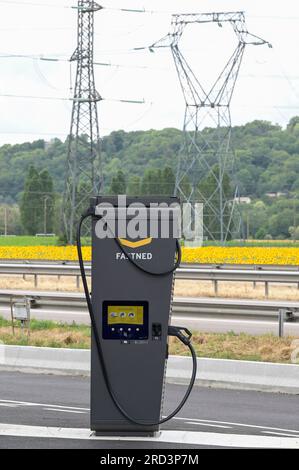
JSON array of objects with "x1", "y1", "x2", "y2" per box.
[
  {"x1": 0, "y1": 371, "x2": 298, "y2": 449},
  {"x1": 1, "y1": 306, "x2": 299, "y2": 336}
]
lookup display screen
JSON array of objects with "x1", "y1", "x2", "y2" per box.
[
  {"x1": 102, "y1": 301, "x2": 149, "y2": 340},
  {"x1": 107, "y1": 305, "x2": 144, "y2": 325}
]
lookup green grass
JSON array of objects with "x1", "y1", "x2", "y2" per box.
[
  {"x1": 0, "y1": 235, "x2": 91, "y2": 247},
  {"x1": 0, "y1": 316, "x2": 91, "y2": 349},
  {"x1": 0, "y1": 235, "x2": 298, "y2": 248},
  {"x1": 203, "y1": 240, "x2": 299, "y2": 248},
  {"x1": 0, "y1": 236, "x2": 59, "y2": 246},
  {"x1": 0, "y1": 316, "x2": 298, "y2": 363},
  {"x1": 0, "y1": 315, "x2": 89, "y2": 333}
]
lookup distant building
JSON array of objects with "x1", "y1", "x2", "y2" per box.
[
  {"x1": 265, "y1": 192, "x2": 288, "y2": 198},
  {"x1": 44, "y1": 139, "x2": 57, "y2": 151},
  {"x1": 234, "y1": 196, "x2": 251, "y2": 204}
]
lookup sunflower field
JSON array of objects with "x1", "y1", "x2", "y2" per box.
[{"x1": 0, "y1": 245, "x2": 298, "y2": 265}]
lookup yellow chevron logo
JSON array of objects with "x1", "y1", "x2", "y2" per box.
[{"x1": 118, "y1": 237, "x2": 153, "y2": 249}]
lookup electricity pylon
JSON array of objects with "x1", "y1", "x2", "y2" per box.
[
  {"x1": 63, "y1": 1, "x2": 103, "y2": 244},
  {"x1": 151, "y1": 12, "x2": 270, "y2": 243}
]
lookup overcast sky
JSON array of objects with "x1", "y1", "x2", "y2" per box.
[{"x1": 0, "y1": 0, "x2": 298, "y2": 144}]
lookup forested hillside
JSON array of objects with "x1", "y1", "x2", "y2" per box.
[{"x1": 0, "y1": 117, "x2": 299, "y2": 238}]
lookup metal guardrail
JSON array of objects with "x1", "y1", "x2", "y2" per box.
[
  {"x1": 1, "y1": 259, "x2": 299, "y2": 271},
  {"x1": 1, "y1": 263, "x2": 299, "y2": 281},
  {"x1": 0, "y1": 290, "x2": 298, "y2": 336},
  {"x1": 0, "y1": 261, "x2": 298, "y2": 295}
]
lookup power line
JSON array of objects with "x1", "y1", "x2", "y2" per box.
[
  {"x1": 242, "y1": 73, "x2": 299, "y2": 80},
  {"x1": 248, "y1": 15, "x2": 299, "y2": 21},
  {"x1": 0, "y1": 92, "x2": 146, "y2": 104},
  {"x1": 0, "y1": 93, "x2": 69, "y2": 101},
  {"x1": 0, "y1": 91, "x2": 298, "y2": 111},
  {"x1": 0, "y1": 27, "x2": 74, "y2": 32},
  {"x1": 0, "y1": 130, "x2": 67, "y2": 136},
  {"x1": 0, "y1": 125, "x2": 115, "y2": 136},
  {"x1": 0, "y1": 0, "x2": 70, "y2": 8},
  {"x1": 105, "y1": 6, "x2": 147, "y2": 13},
  {"x1": 1, "y1": 2, "x2": 299, "y2": 20},
  {"x1": 237, "y1": 104, "x2": 299, "y2": 109},
  {"x1": 0, "y1": 53, "x2": 164, "y2": 70},
  {"x1": 0, "y1": 53, "x2": 70, "y2": 60},
  {"x1": 3, "y1": 52, "x2": 299, "y2": 80},
  {"x1": 0, "y1": 0, "x2": 156, "y2": 13}
]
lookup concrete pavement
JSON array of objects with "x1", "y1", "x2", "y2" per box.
[{"x1": 0, "y1": 371, "x2": 298, "y2": 449}]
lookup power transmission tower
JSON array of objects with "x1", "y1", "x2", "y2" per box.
[
  {"x1": 151, "y1": 12, "x2": 270, "y2": 243},
  {"x1": 63, "y1": 0, "x2": 103, "y2": 244}
]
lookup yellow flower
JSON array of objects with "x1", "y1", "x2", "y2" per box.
[
  {"x1": 181, "y1": 247, "x2": 299, "y2": 265},
  {"x1": 0, "y1": 245, "x2": 298, "y2": 265}
]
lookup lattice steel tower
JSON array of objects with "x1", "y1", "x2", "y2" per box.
[
  {"x1": 63, "y1": 1, "x2": 103, "y2": 244},
  {"x1": 151, "y1": 12, "x2": 270, "y2": 242}
]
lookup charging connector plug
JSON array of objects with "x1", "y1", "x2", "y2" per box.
[{"x1": 168, "y1": 326, "x2": 193, "y2": 346}]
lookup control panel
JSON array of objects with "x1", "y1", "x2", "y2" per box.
[{"x1": 102, "y1": 301, "x2": 149, "y2": 341}]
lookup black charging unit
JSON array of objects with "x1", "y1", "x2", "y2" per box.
[{"x1": 77, "y1": 196, "x2": 197, "y2": 436}]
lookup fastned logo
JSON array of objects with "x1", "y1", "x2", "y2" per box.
[
  {"x1": 116, "y1": 238, "x2": 153, "y2": 261},
  {"x1": 118, "y1": 237, "x2": 153, "y2": 249}
]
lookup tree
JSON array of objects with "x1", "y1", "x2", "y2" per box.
[
  {"x1": 161, "y1": 166, "x2": 175, "y2": 195},
  {"x1": 0, "y1": 204, "x2": 22, "y2": 235},
  {"x1": 20, "y1": 166, "x2": 55, "y2": 235},
  {"x1": 287, "y1": 116, "x2": 299, "y2": 134},
  {"x1": 141, "y1": 168, "x2": 163, "y2": 195},
  {"x1": 179, "y1": 175, "x2": 192, "y2": 202},
  {"x1": 268, "y1": 209, "x2": 294, "y2": 238},
  {"x1": 2, "y1": 121, "x2": 299, "y2": 239},
  {"x1": 109, "y1": 170, "x2": 126, "y2": 195},
  {"x1": 256, "y1": 227, "x2": 267, "y2": 239},
  {"x1": 127, "y1": 175, "x2": 141, "y2": 196},
  {"x1": 289, "y1": 226, "x2": 299, "y2": 241},
  {"x1": 20, "y1": 166, "x2": 42, "y2": 235},
  {"x1": 40, "y1": 169, "x2": 55, "y2": 234}
]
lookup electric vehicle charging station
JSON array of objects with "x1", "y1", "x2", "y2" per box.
[{"x1": 77, "y1": 196, "x2": 197, "y2": 436}]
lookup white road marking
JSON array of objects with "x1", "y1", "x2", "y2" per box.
[
  {"x1": 187, "y1": 422, "x2": 232, "y2": 429},
  {"x1": 173, "y1": 416, "x2": 299, "y2": 435},
  {"x1": 262, "y1": 431, "x2": 299, "y2": 438},
  {"x1": 43, "y1": 408, "x2": 87, "y2": 414},
  {"x1": 1, "y1": 399, "x2": 298, "y2": 436},
  {"x1": 0, "y1": 404, "x2": 18, "y2": 408},
  {"x1": 0, "y1": 399, "x2": 88, "y2": 412},
  {"x1": 0, "y1": 423, "x2": 298, "y2": 448}
]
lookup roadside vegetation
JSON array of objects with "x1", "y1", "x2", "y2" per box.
[
  {"x1": 0, "y1": 316, "x2": 90, "y2": 349},
  {"x1": 1, "y1": 244, "x2": 299, "y2": 265},
  {"x1": 0, "y1": 316, "x2": 297, "y2": 364},
  {"x1": 1, "y1": 235, "x2": 299, "y2": 248},
  {"x1": 0, "y1": 236, "x2": 59, "y2": 246},
  {"x1": 0, "y1": 275, "x2": 298, "y2": 302},
  {"x1": 3, "y1": 120, "x2": 299, "y2": 241}
]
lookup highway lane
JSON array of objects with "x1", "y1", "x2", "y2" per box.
[
  {"x1": 1, "y1": 306, "x2": 299, "y2": 335},
  {"x1": 0, "y1": 371, "x2": 298, "y2": 448}
]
